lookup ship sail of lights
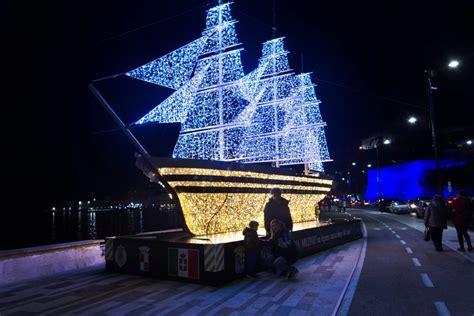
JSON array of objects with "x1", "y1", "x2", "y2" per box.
[
  {"x1": 126, "y1": 3, "x2": 330, "y2": 172},
  {"x1": 124, "y1": 3, "x2": 333, "y2": 236}
]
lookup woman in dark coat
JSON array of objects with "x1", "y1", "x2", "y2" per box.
[
  {"x1": 424, "y1": 195, "x2": 448, "y2": 251},
  {"x1": 267, "y1": 219, "x2": 299, "y2": 279}
]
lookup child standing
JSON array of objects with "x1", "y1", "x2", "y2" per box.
[{"x1": 242, "y1": 220, "x2": 260, "y2": 277}]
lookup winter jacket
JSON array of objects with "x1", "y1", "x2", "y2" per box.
[
  {"x1": 268, "y1": 228, "x2": 298, "y2": 263},
  {"x1": 452, "y1": 196, "x2": 473, "y2": 225},
  {"x1": 264, "y1": 197, "x2": 293, "y2": 234},
  {"x1": 242, "y1": 227, "x2": 260, "y2": 252},
  {"x1": 424, "y1": 199, "x2": 448, "y2": 229}
]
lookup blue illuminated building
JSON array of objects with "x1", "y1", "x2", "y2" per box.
[{"x1": 364, "y1": 159, "x2": 466, "y2": 201}]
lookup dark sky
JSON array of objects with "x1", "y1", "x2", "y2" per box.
[{"x1": 4, "y1": 0, "x2": 473, "y2": 211}]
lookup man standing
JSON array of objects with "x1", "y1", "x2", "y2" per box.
[
  {"x1": 451, "y1": 190, "x2": 473, "y2": 252},
  {"x1": 264, "y1": 188, "x2": 293, "y2": 236}
]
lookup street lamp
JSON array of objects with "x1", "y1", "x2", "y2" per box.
[
  {"x1": 425, "y1": 60, "x2": 460, "y2": 195},
  {"x1": 352, "y1": 162, "x2": 356, "y2": 166},
  {"x1": 467, "y1": 140, "x2": 472, "y2": 145},
  {"x1": 425, "y1": 68, "x2": 442, "y2": 195},
  {"x1": 448, "y1": 60, "x2": 460, "y2": 68},
  {"x1": 367, "y1": 164, "x2": 372, "y2": 168},
  {"x1": 408, "y1": 116, "x2": 417, "y2": 124},
  {"x1": 376, "y1": 139, "x2": 392, "y2": 201}
]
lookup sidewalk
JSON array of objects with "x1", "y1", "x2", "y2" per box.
[
  {"x1": 0, "y1": 218, "x2": 364, "y2": 316},
  {"x1": 360, "y1": 208, "x2": 474, "y2": 263}
]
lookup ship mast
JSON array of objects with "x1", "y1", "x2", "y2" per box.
[
  {"x1": 272, "y1": 0, "x2": 280, "y2": 167},
  {"x1": 218, "y1": 0, "x2": 225, "y2": 160}
]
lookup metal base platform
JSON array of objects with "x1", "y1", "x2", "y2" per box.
[{"x1": 105, "y1": 219, "x2": 362, "y2": 285}]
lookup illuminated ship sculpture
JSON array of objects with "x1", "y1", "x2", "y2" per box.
[
  {"x1": 90, "y1": 3, "x2": 363, "y2": 285},
  {"x1": 125, "y1": 3, "x2": 332, "y2": 235}
]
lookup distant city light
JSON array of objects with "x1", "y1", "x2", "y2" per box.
[
  {"x1": 448, "y1": 60, "x2": 459, "y2": 68},
  {"x1": 51, "y1": 207, "x2": 56, "y2": 211},
  {"x1": 352, "y1": 162, "x2": 356, "y2": 166},
  {"x1": 408, "y1": 117, "x2": 417, "y2": 124},
  {"x1": 342, "y1": 177, "x2": 345, "y2": 181},
  {"x1": 383, "y1": 139, "x2": 391, "y2": 145},
  {"x1": 359, "y1": 146, "x2": 363, "y2": 150},
  {"x1": 362, "y1": 170, "x2": 365, "y2": 173},
  {"x1": 367, "y1": 164, "x2": 372, "y2": 168},
  {"x1": 467, "y1": 140, "x2": 472, "y2": 145}
]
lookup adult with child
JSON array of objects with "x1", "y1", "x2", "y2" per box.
[
  {"x1": 424, "y1": 194, "x2": 449, "y2": 252},
  {"x1": 242, "y1": 220, "x2": 261, "y2": 277},
  {"x1": 451, "y1": 190, "x2": 473, "y2": 252},
  {"x1": 263, "y1": 188, "x2": 293, "y2": 236},
  {"x1": 266, "y1": 219, "x2": 299, "y2": 279}
]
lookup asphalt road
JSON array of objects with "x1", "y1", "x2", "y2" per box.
[{"x1": 346, "y1": 208, "x2": 474, "y2": 316}]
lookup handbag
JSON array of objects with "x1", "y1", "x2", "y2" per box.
[{"x1": 423, "y1": 227, "x2": 431, "y2": 242}]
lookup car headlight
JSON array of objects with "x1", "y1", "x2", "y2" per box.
[{"x1": 410, "y1": 204, "x2": 417, "y2": 209}]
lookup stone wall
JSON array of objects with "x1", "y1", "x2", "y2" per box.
[{"x1": 0, "y1": 240, "x2": 104, "y2": 286}]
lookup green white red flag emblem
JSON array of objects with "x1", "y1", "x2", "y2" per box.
[{"x1": 168, "y1": 248, "x2": 199, "y2": 279}]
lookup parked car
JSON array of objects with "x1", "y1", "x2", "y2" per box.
[
  {"x1": 410, "y1": 199, "x2": 430, "y2": 219},
  {"x1": 378, "y1": 199, "x2": 393, "y2": 212},
  {"x1": 389, "y1": 200, "x2": 410, "y2": 214}
]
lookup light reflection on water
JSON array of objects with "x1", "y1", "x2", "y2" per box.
[{"x1": 5, "y1": 208, "x2": 182, "y2": 250}]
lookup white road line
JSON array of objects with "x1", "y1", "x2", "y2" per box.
[
  {"x1": 412, "y1": 258, "x2": 421, "y2": 267},
  {"x1": 434, "y1": 302, "x2": 451, "y2": 316},
  {"x1": 405, "y1": 247, "x2": 413, "y2": 254},
  {"x1": 396, "y1": 235, "x2": 401, "y2": 238},
  {"x1": 421, "y1": 273, "x2": 434, "y2": 287},
  {"x1": 400, "y1": 240, "x2": 407, "y2": 245}
]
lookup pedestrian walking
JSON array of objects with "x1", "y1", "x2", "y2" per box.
[
  {"x1": 342, "y1": 198, "x2": 348, "y2": 213},
  {"x1": 263, "y1": 188, "x2": 293, "y2": 236},
  {"x1": 451, "y1": 190, "x2": 473, "y2": 252},
  {"x1": 424, "y1": 194, "x2": 449, "y2": 251}
]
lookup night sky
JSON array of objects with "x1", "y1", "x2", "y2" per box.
[{"x1": 4, "y1": 0, "x2": 473, "y2": 212}]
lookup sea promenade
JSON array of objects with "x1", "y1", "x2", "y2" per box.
[{"x1": 1, "y1": 209, "x2": 473, "y2": 315}]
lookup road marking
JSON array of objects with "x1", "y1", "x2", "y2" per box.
[
  {"x1": 400, "y1": 240, "x2": 407, "y2": 245},
  {"x1": 405, "y1": 247, "x2": 413, "y2": 254},
  {"x1": 400, "y1": 227, "x2": 408, "y2": 230},
  {"x1": 373, "y1": 228, "x2": 381, "y2": 230},
  {"x1": 434, "y1": 302, "x2": 451, "y2": 316},
  {"x1": 412, "y1": 258, "x2": 421, "y2": 266},
  {"x1": 421, "y1": 273, "x2": 434, "y2": 287},
  {"x1": 396, "y1": 234, "x2": 401, "y2": 238}
]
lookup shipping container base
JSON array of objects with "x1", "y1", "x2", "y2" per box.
[{"x1": 105, "y1": 219, "x2": 363, "y2": 286}]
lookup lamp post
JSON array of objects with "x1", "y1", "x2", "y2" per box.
[
  {"x1": 425, "y1": 69, "x2": 442, "y2": 195},
  {"x1": 375, "y1": 145, "x2": 382, "y2": 202},
  {"x1": 425, "y1": 60, "x2": 459, "y2": 195}
]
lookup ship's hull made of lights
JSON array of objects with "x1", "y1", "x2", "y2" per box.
[{"x1": 151, "y1": 158, "x2": 332, "y2": 235}]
